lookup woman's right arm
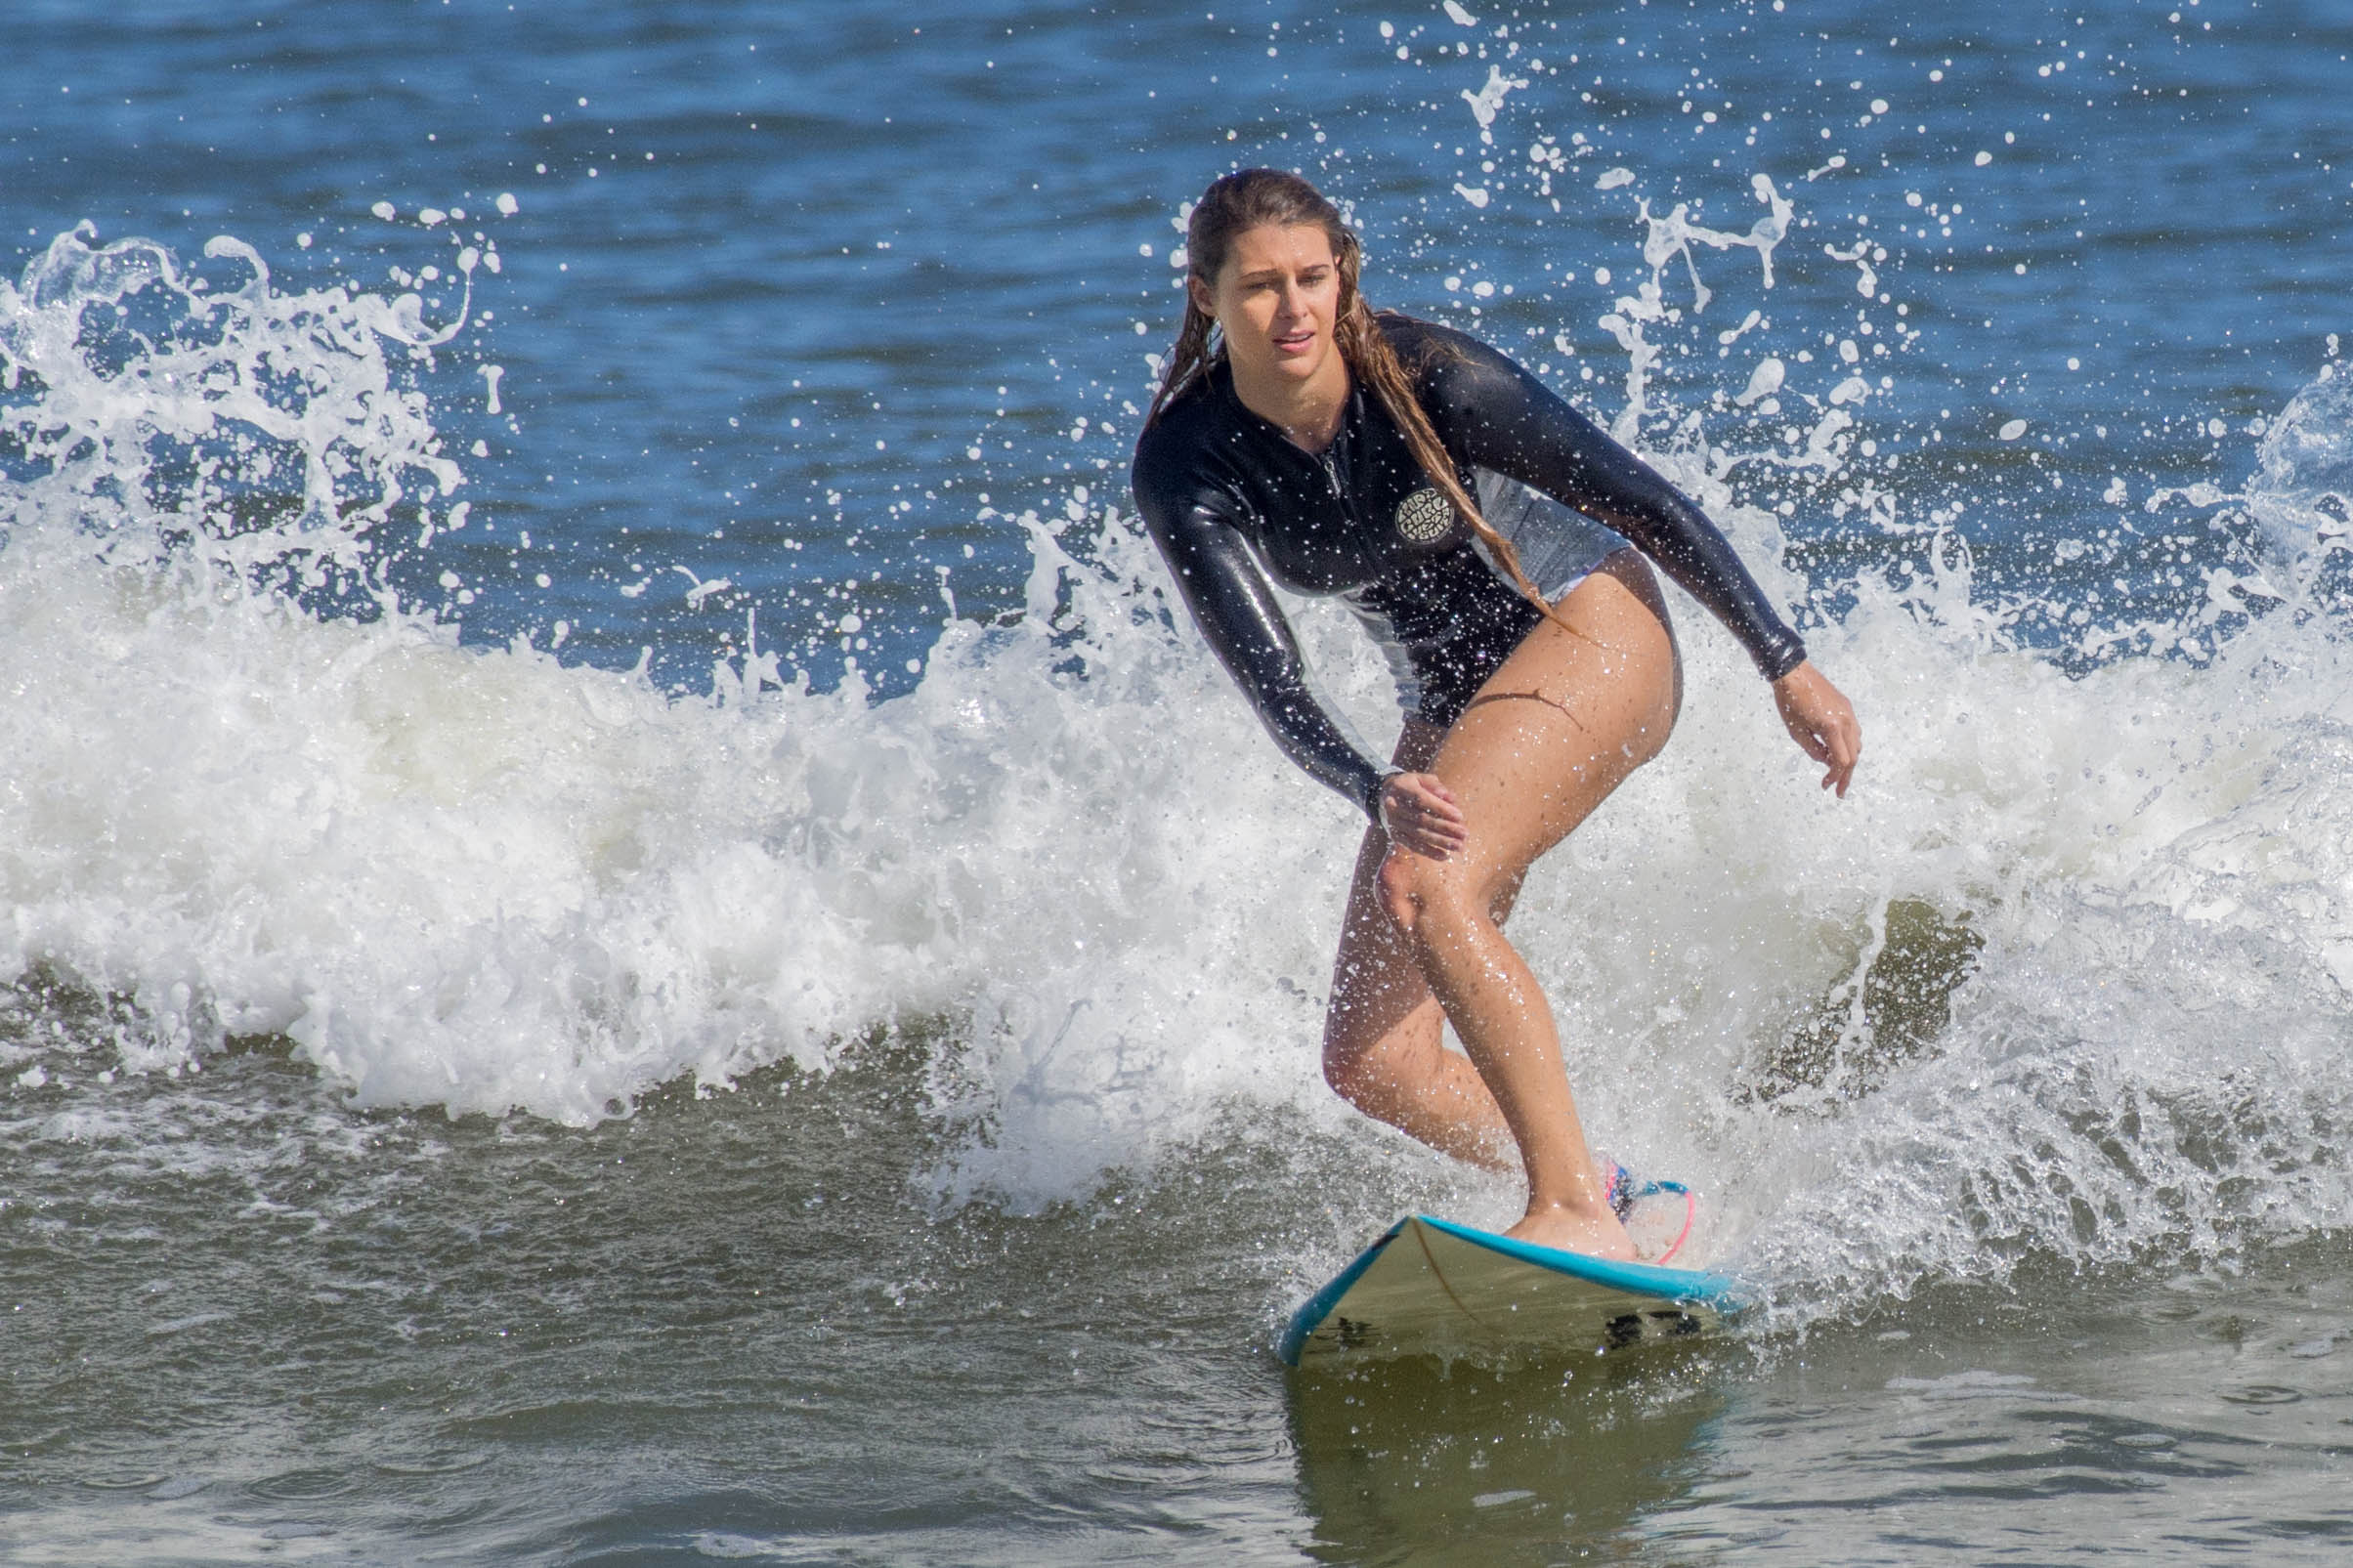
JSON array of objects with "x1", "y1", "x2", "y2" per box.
[{"x1": 1133, "y1": 476, "x2": 1393, "y2": 822}]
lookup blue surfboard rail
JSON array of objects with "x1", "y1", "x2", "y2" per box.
[
  {"x1": 1278, "y1": 1212, "x2": 1742, "y2": 1366},
  {"x1": 1276, "y1": 1218, "x2": 1411, "y2": 1366},
  {"x1": 1416, "y1": 1215, "x2": 1740, "y2": 1303}
]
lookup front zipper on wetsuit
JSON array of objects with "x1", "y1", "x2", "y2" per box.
[{"x1": 1319, "y1": 449, "x2": 1355, "y2": 528}]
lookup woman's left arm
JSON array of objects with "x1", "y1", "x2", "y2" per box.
[
  {"x1": 1423, "y1": 328, "x2": 1800, "y2": 677},
  {"x1": 1419, "y1": 324, "x2": 1860, "y2": 786}
]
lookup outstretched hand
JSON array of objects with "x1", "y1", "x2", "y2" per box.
[
  {"x1": 1379, "y1": 771, "x2": 1469, "y2": 861},
  {"x1": 1772, "y1": 661, "x2": 1861, "y2": 797}
]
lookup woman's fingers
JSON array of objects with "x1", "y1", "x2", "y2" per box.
[
  {"x1": 1818, "y1": 704, "x2": 1861, "y2": 795},
  {"x1": 1392, "y1": 814, "x2": 1468, "y2": 857},
  {"x1": 1380, "y1": 772, "x2": 1469, "y2": 858}
]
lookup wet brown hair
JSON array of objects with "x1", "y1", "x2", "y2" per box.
[{"x1": 1144, "y1": 167, "x2": 1567, "y2": 630}]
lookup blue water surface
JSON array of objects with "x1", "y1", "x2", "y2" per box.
[{"x1": 11, "y1": 0, "x2": 2349, "y2": 690}]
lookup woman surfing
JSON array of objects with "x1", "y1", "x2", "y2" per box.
[{"x1": 1130, "y1": 169, "x2": 1861, "y2": 1262}]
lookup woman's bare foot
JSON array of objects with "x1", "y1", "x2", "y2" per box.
[{"x1": 1503, "y1": 1199, "x2": 1637, "y2": 1260}]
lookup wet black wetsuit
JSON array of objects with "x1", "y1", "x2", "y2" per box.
[{"x1": 1130, "y1": 313, "x2": 1806, "y2": 821}]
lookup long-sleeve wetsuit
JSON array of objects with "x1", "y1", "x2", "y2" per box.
[{"x1": 1129, "y1": 313, "x2": 1806, "y2": 822}]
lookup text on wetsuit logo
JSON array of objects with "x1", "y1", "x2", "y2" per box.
[{"x1": 1392, "y1": 487, "x2": 1456, "y2": 545}]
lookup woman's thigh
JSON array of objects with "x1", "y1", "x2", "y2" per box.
[
  {"x1": 1326, "y1": 552, "x2": 1678, "y2": 1053},
  {"x1": 1410, "y1": 551, "x2": 1680, "y2": 908}
]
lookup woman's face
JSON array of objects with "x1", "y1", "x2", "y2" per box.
[{"x1": 1193, "y1": 222, "x2": 1345, "y2": 398}]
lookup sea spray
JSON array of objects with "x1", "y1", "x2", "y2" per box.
[
  {"x1": 0, "y1": 225, "x2": 464, "y2": 598},
  {"x1": 0, "y1": 223, "x2": 1363, "y2": 1136},
  {"x1": 5, "y1": 212, "x2": 2351, "y2": 1332}
]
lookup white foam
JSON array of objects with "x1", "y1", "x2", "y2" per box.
[
  {"x1": 6, "y1": 219, "x2": 2351, "y2": 1323},
  {"x1": 0, "y1": 226, "x2": 1363, "y2": 1152}
]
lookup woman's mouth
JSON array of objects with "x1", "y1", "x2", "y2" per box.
[{"x1": 1273, "y1": 327, "x2": 1316, "y2": 355}]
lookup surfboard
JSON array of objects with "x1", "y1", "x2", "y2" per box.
[{"x1": 1278, "y1": 1201, "x2": 1740, "y2": 1367}]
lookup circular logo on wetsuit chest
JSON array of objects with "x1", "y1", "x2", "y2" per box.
[{"x1": 1392, "y1": 486, "x2": 1457, "y2": 545}]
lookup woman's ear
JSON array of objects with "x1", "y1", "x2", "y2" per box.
[{"x1": 1186, "y1": 275, "x2": 1216, "y2": 323}]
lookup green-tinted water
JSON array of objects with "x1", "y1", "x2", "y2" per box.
[{"x1": 6, "y1": 1007, "x2": 2347, "y2": 1563}]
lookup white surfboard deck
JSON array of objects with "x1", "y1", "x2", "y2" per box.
[{"x1": 1278, "y1": 1205, "x2": 1740, "y2": 1366}]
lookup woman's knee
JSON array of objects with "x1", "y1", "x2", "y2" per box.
[
  {"x1": 1376, "y1": 847, "x2": 1487, "y2": 935},
  {"x1": 1321, "y1": 1009, "x2": 1437, "y2": 1112},
  {"x1": 1320, "y1": 998, "x2": 1390, "y2": 1108},
  {"x1": 1321, "y1": 1038, "x2": 1378, "y2": 1105}
]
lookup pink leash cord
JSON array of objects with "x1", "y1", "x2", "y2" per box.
[{"x1": 1652, "y1": 1187, "x2": 1697, "y2": 1266}]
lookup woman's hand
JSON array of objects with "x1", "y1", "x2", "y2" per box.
[
  {"x1": 1771, "y1": 661, "x2": 1861, "y2": 797},
  {"x1": 1379, "y1": 771, "x2": 1470, "y2": 860}
]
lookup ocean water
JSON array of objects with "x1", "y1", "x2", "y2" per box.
[{"x1": 4, "y1": 0, "x2": 2352, "y2": 1562}]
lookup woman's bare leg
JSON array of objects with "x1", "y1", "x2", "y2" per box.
[
  {"x1": 1322, "y1": 718, "x2": 1517, "y2": 1170},
  {"x1": 1327, "y1": 552, "x2": 1680, "y2": 1255}
]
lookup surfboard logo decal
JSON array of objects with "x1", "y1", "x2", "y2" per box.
[{"x1": 1392, "y1": 487, "x2": 1455, "y2": 545}]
